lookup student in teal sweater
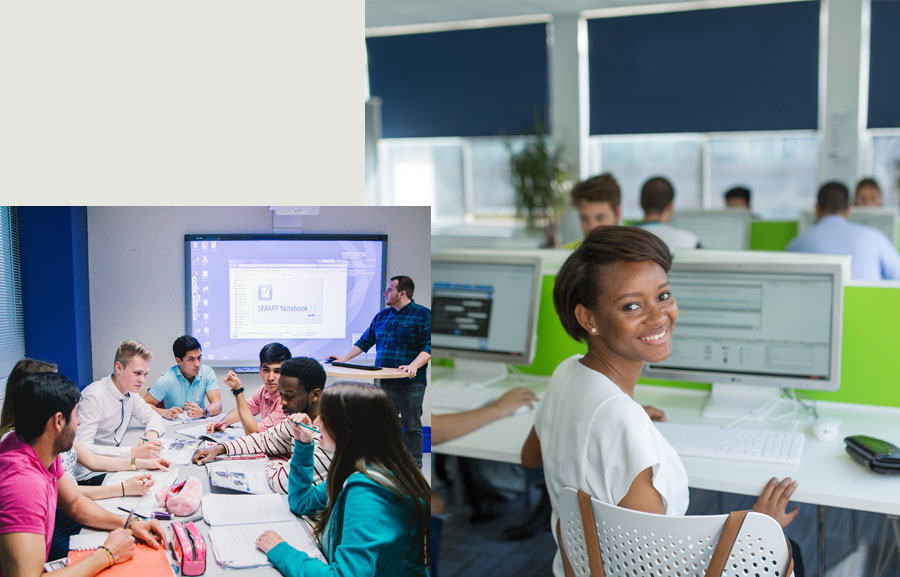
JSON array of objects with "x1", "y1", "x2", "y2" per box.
[{"x1": 255, "y1": 382, "x2": 430, "y2": 576}]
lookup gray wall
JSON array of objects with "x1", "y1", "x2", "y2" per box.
[{"x1": 86, "y1": 206, "x2": 431, "y2": 422}]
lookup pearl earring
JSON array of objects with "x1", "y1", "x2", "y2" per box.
[{"x1": 591, "y1": 328, "x2": 597, "y2": 334}]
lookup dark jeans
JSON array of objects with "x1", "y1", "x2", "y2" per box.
[
  {"x1": 380, "y1": 379, "x2": 426, "y2": 468},
  {"x1": 49, "y1": 506, "x2": 82, "y2": 561}
]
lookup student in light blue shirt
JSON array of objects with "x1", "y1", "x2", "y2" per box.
[
  {"x1": 143, "y1": 335, "x2": 222, "y2": 420},
  {"x1": 787, "y1": 181, "x2": 900, "y2": 281}
]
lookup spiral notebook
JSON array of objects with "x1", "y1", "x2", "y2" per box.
[
  {"x1": 68, "y1": 543, "x2": 175, "y2": 577},
  {"x1": 202, "y1": 494, "x2": 326, "y2": 568}
]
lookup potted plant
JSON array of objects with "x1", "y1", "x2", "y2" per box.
[{"x1": 507, "y1": 124, "x2": 572, "y2": 248}]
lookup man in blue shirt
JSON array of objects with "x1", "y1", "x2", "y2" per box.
[
  {"x1": 787, "y1": 181, "x2": 900, "y2": 281},
  {"x1": 329, "y1": 275, "x2": 431, "y2": 467},
  {"x1": 143, "y1": 335, "x2": 222, "y2": 420}
]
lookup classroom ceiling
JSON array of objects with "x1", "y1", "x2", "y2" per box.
[{"x1": 366, "y1": 0, "x2": 691, "y2": 29}]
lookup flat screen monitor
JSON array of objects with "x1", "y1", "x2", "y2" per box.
[
  {"x1": 798, "y1": 208, "x2": 900, "y2": 247},
  {"x1": 185, "y1": 234, "x2": 386, "y2": 366},
  {"x1": 670, "y1": 210, "x2": 751, "y2": 250},
  {"x1": 431, "y1": 253, "x2": 542, "y2": 378},
  {"x1": 643, "y1": 255, "x2": 844, "y2": 420}
]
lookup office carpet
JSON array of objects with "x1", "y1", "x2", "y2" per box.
[{"x1": 436, "y1": 480, "x2": 900, "y2": 577}]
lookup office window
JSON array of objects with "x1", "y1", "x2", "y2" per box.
[
  {"x1": 586, "y1": 135, "x2": 704, "y2": 221},
  {"x1": 709, "y1": 133, "x2": 818, "y2": 219},
  {"x1": 871, "y1": 133, "x2": 900, "y2": 210},
  {"x1": 0, "y1": 207, "x2": 25, "y2": 397},
  {"x1": 587, "y1": 132, "x2": 818, "y2": 221},
  {"x1": 380, "y1": 136, "x2": 527, "y2": 222}
]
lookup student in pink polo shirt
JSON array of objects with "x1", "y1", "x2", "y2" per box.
[
  {"x1": 208, "y1": 343, "x2": 291, "y2": 435},
  {"x1": 0, "y1": 372, "x2": 166, "y2": 577}
]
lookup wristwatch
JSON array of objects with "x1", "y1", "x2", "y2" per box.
[
  {"x1": 130, "y1": 456, "x2": 137, "y2": 471},
  {"x1": 203, "y1": 407, "x2": 210, "y2": 418},
  {"x1": 232, "y1": 387, "x2": 245, "y2": 396}
]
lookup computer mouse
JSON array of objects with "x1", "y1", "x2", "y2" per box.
[
  {"x1": 512, "y1": 400, "x2": 538, "y2": 416},
  {"x1": 810, "y1": 419, "x2": 840, "y2": 442}
]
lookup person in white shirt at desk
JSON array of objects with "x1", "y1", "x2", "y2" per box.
[
  {"x1": 74, "y1": 340, "x2": 166, "y2": 484},
  {"x1": 634, "y1": 176, "x2": 701, "y2": 252},
  {"x1": 522, "y1": 226, "x2": 804, "y2": 577}
]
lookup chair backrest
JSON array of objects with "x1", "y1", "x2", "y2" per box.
[{"x1": 557, "y1": 487, "x2": 793, "y2": 577}]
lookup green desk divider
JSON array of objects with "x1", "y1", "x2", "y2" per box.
[
  {"x1": 515, "y1": 275, "x2": 900, "y2": 407},
  {"x1": 750, "y1": 220, "x2": 797, "y2": 251}
]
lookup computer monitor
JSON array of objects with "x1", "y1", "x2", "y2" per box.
[
  {"x1": 185, "y1": 234, "x2": 386, "y2": 366},
  {"x1": 798, "y1": 208, "x2": 900, "y2": 247},
  {"x1": 670, "y1": 210, "x2": 751, "y2": 250},
  {"x1": 643, "y1": 252, "x2": 845, "y2": 420},
  {"x1": 431, "y1": 253, "x2": 542, "y2": 386}
]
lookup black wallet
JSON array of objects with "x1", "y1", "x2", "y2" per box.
[{"x1": 844, "y1": 435, "x2": 900, "y2": 474}]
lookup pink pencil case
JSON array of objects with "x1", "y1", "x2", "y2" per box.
[
  {"x1": 156, "y1": 476, "x2": 202, "y2": 516},
  {"x1": 171, "y1": 521, "x2": 206, "y2": 576}
]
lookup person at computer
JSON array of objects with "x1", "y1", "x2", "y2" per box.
[
  {"x1": 854, "y1": 177, "x2": 883, "y2": 207},
  {"x1": 191, "y1": 357, "x2": 331, "y2": 495},
  {"x1": 634, "y1": 176, "x2": 701, "y2": 252},
  {"x1": 254, "y1": 382, "x2": 429, "y2": 577},
  {"x1": 328, "y1": 275, "x2": 431, "y2": 468},
  {"x1": 208, "y1": 342, "x2": 291, "y2": 435},
  {"x1": 143, "y1": 335, "x2": 221, "y2": 420},
  {"x1": 563, "y1": 173, "x2": 623, "y2": 248},
  {"x1": 522, "y1": 226, "x2": 803, "y2": 577},
  {"x1": 0, "y1": 372, "x2": 167, "y2": 577},
  {"x1": 724, "y1": 186, "x2": 752, "y2": 210},
  {"x1": 787, "y1": 181, "x2": 900, "y2": 281},
  {"x1": 74, "y1": 340, "x2": 167, "y2": 484}
]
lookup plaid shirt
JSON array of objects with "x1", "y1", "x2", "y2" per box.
[{"x1": 355, "y1": 299, "x2": 431, "y2": 384}]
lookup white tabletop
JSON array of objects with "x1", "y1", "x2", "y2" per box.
[{"x1": 432, "y1": 376, "x2": 900, "y2": 516}]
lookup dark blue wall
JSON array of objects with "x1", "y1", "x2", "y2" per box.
[
  {"x1": 868, "y1": 0, "x2": 900, "y2": 128},
  {"x1": 367, "y1": 23, "x2": 549, "y2": 138},
  {"x1": 19, "y1": 207, "x2": 93, "y2": 388},
  {"x1": 588, "y1": 2, "x2": 820, "y2": 134}
]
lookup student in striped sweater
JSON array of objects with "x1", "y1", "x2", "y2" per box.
[{"x1": 191, "y1": 357, "x2": 332, "y2": 492}]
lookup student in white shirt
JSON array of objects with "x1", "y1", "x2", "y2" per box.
[
  {"x1": 74, "y1": 340, "x2": 167, "y2": 482},
  {"x1": 522, "y1": 226, "x2": 803, "y2": 577},
  {"x1": 634, "y1": 176, "x2": 701, "y2": 252}
]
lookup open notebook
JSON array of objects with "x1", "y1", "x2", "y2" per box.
[{"x1": 202, "y1": 494, "x2": 326, "y2": 569}]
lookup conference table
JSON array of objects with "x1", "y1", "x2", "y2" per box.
[{"x1": 432, "y1": 372, "x2": 900, "y2": 577}]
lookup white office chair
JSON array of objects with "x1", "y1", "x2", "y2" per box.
[{"x1": 556, "y1": 487, "x2": 794, "y2": 577}]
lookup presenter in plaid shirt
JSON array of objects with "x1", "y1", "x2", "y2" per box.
[{"x1": 329, "y1": 275, "x2": 431, "y2": 467}]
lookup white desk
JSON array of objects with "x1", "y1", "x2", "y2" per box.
[
  {"x1": 85, "y1": 420, "x2": 295, "y2": 576},
  {"x1": 432, "y1": 376, "x2": 900, "y2": 516}
]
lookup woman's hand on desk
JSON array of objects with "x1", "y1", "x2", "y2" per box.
[
  {"x1": 643, "y1": 405, "x2": 666, "y2": 422},
  {"x1": 123, "y1": 473, "x2": 155, "y2": 496},
  {"x1": 752, "y1": 477, "x2": 800, "y2": 529},
  {"x1": 135, "y1": 456, "x2": 170, "y2": 471},
  {"x1": 131, "y1": 439, "x2": 162, "y2": 459},
  {"x1": 256, "y1": 530, "x2": 285, "y2": 554},
  {"x1": 492, "y1": 388, "x2": 537, "y2": 418}
]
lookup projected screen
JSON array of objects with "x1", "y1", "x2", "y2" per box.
[{"x1": 186, "y1": 234, "x2": 385, "y2": 365}]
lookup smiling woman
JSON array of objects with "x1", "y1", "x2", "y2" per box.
[{"x1": 523, "y1": 226, "x2": 804, "y2": 577}]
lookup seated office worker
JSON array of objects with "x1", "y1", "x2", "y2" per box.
[
  {"x1": 192, "y1": 357, "x2": 331, "y2": 495},
  {"x1": 525, "y1": 226, "x2": 803, "y2": 577},
  {"x1": 0, "y1": 372, "x2": 166, "y2": 577},
  {"x1": 564, "y1": 173, "x2": 623, "y2": 248},
  {"x1": 144, "y1": 335, "x2": 221, "y2": 420},
  {"x1": 329, "y1": 275, "x2": 431, "y2": 468},
  {"x1": 255, "y1": 383, "x2": 430, "y2": 577},
  {"x1": 787, "y1": 181, "x2": 900, "y2": 281},
  {"x1": 210, "y1": 342, "x2": 291, "y2": 435},
  {"x1": 75, "y1": 340, "x2": 167, "y2": 482},
  {"x1": 635, "y1": 176, "x2": 701, "y2": 252},
  {"x1": 854, "y1": 177, "x2": 883, "y2": 207}
]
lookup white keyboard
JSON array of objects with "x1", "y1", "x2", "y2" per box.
[
  {"x1": 655, "y1": 422, "x2": 805, "y2": 465},
  {"x1": 431, "y1": 386, "x2": 506, "y2": 412}
]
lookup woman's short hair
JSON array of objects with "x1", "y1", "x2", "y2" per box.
[{"x1": 554, "y1": 225, "x2": 672, "y2": 342}]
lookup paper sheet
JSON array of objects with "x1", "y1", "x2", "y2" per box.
[
  {"x1": 159, "y1": 437, "x2": 198, "y2": 465},
  {"x1": 98, "y1": 469, "x2": 179, "y2": 517},
  {"x1": 209, "y1": 520, "x2": 325, "y2": 568},
  {"x1": 175, "y1": 423, "x2": 242, "y2": 442},
  {"x1": 202, "y1": 493, "x2": 295, "y2": 526},
  {"x1": 206, "y1": 459, "x2": 273, "y2": 494}
]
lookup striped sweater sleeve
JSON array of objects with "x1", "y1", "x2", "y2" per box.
[{"x1": 222, "y1": 419, "x2": 294, "y2": 457}]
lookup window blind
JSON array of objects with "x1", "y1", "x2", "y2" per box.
[{"x1": 0, "y1": 207, "x2": 25, "y2": 398}]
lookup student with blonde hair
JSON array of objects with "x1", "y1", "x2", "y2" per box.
[{"x1": 74, "y1": 340, "x2": 167, "y2": 483}]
